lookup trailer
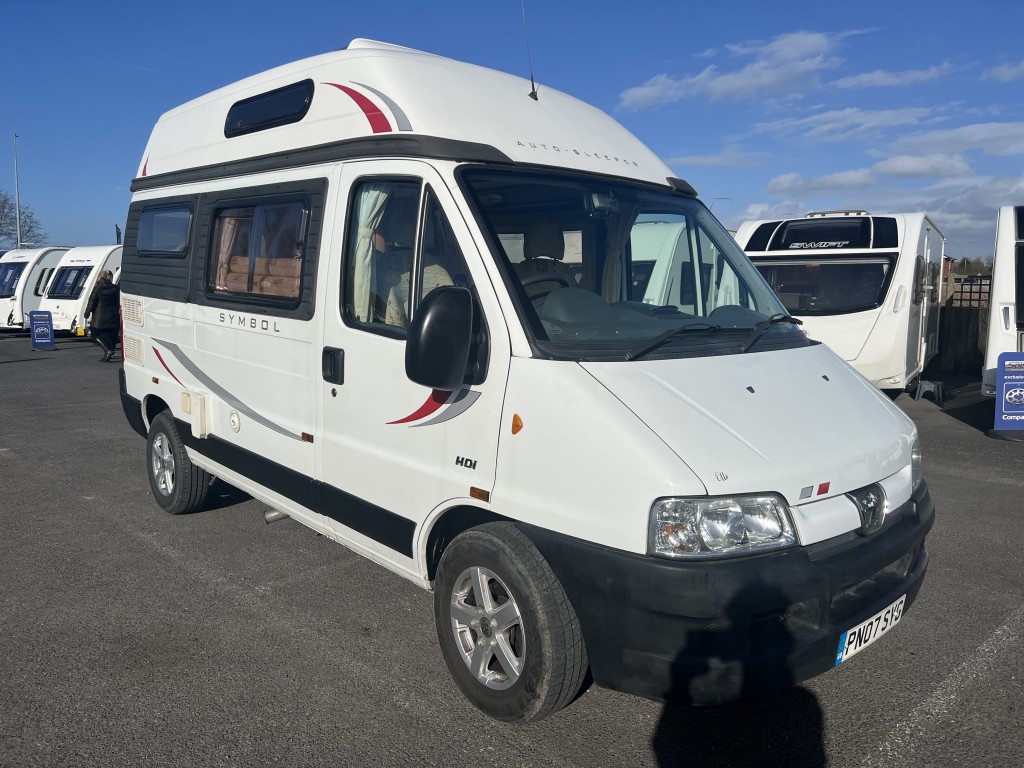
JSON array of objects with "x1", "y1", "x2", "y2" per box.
[
  {"x1": 36, "y1": 245, "x2": 123, "y2": 334},
  {"x1": 0, "y1": 247, "x2": 70, "y2": 328},
  {"x1": 736, "y1": 211, "x2": 945, "y2": 394},
  {"x1": 981, "y1": 205, "x2": 1024, "y2": 397}
]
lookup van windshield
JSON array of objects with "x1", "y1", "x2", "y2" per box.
[
  {"x1": 460, "y1": 168, "x2": 809, "y2": 361},
  {"x1": 0, "y1": 262, "x2": 27, "y2": 298}
]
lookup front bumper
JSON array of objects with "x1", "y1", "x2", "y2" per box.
[{"x1": 517, "y1": 483, "x2": 934, "y2": 704}]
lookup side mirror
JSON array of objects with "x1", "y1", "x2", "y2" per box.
[{"x1": 406, "y1": 286, "x2": 473, "y2": 391}]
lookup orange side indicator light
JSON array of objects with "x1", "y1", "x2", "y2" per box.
[{"x1": 511, "y1": 414, "x2": 524, "y2": 435}]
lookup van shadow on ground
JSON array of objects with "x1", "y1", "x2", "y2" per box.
[
  {"x1": 200, "y1": 479, "x2": 253, "y2": 512},
  {"x1": 651, "y1": 581, "x2": 826, "y2": 767}
]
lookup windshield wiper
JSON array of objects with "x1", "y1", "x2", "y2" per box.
[
  {"x1": 626, "y1": 322, "x2": 722, "y2": 361},
  {"x1": 740, "y1": 314, "x2": 803, "y2": 353}
]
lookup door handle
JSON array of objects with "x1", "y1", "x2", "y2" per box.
[{"x1": 322, "y1": 347, "x2": 344, "y2": 385}]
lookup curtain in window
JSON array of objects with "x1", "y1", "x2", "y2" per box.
[
  {"x1": 601, "y1": 203, "x2": 642, "y2": 302},
  {"x1": 351, "y1": 184, "x2": 392, "y2": 321}
]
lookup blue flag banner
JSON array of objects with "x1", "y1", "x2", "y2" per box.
[
  {"x1": 993, "y1": 352, "x2": 1024, "y2": 436},
  {"x1": 29, "y1": 310, "x2": 56, "y2": 351}
]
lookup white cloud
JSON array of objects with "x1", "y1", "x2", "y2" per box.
[
  {"x1": 728, "y1": 201, "x2": 807, "y2": 230},
  {"x1": 754, "y1": 107, "x2": 931, "y2": 141},
  {"x1": 873, "y1": 154, "x2": 973, "y2": 178},
  {"x1": 665, "y1": 146, "x2": 766, "y2": 168},
  {"x1": 982, "y1": 61, "x2": 1024, "y2": 83},
  {"x1": 893, "y1": 122, "x2": 1024, "y2": 156},
  {"x1": 833, "y1": 63, "x2": 951, "y2": 88},
  {"x1": 618, "y1": 30, "x2": 845, "y2": 110},
  {"x1": 767, "y1": 169, "x2": 874, "y2": 194}
]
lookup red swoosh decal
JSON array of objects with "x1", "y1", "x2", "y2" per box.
[
  {"x1": 324, "y1": 82, "x2": 393, "y2": 133},
  {"x1": 388, "y1": 389, "x2": 449, "y2": 424},
  {"x1": 152, "y1": 346, "x2": 184, "y2": 387}
]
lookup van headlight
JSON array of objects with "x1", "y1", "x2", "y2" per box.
[
  {"x1": 911, "y1": 438, "x2": 923, "y2": 492},
  {"x1": 648, "y1": 494, "x2": 797, "y2": 559}
]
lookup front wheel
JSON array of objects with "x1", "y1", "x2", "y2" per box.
[
  {"x1": 147, "y1": 411, "x2": 210, "y2": 514},
  {"x1": 433, "y1": 522, "x2": 588, "y2": 723}
]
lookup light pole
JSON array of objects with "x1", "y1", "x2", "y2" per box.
[
  {"x1": 13, "y1": 133, "x2": 22, "y2": 249},
  {"x1": 713, "y1": 197, "x2": 734, "y2": 224}
]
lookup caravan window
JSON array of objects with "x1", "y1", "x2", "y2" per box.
[
  {"x1": 772, "y1": 218, "x2": 872, "y2": 250},
  {"x1": 138, "y1": 206, "x2": 192, "y2": 257},
  {"x1": 47, "y1": 266, "x2": 92, "y2": 299},
  {"x1": 342, "y1": 180, "x2": 470, "y2": 334},
  {"x1": 0, "y1": 262, "x2": 27, "y2": 298},
  {"x1": 208, "y1": 200, "x2": 308, "y2": 301},
  {"x1": 755, "y1": 257, "x2": 896, "y2": 315}
]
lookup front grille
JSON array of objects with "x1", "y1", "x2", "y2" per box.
[{"x1": 830, "y1": 550, "x2": 916, "y2": 622}]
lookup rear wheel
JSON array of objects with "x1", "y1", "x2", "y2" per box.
[
  {"x1": 147, "y1": 411, "x2": 210, "y2": 514},
  {"x1": 433, "y1": 522, "x2": 588, "y2": 723}
]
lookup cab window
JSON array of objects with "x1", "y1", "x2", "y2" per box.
[{"x1": 342, "y1": 179, "x2": 471, "y2": 335}]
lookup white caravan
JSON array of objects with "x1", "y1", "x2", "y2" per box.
[
  {"x1": 736, "y1": 211, "x2": 945, "y2": 394},
  {"x1": 37, "y1": 245, "x2": 123, "y2": 333},
  {"x1": 982, "y1": 205, "x2": 1023, "y2": 397},
  {"x1": 120, "y1": 40, "x2": 933, "y2": 721},
  {"x1": 0, "y1": 247, "x2": 70, "y2": 328}
]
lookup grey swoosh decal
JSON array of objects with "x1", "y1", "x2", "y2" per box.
[
  {"x1": 413, "y1": 389, "x2": 481, "y2": 427},
  {"x1": 154, "y1": 339, "x2": 304, "y2": 441},
  {"x1": 351, "y1": 82, "x2": 413, "y2": 131}
]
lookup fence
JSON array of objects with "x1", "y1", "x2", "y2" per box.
[
  {"x1": 933, "y1": 277, "x2": 989, "y2": 373},
  {"x1": 947, "y1": 279, "x2": 990, "y2": 308}
]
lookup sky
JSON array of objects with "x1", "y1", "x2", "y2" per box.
[{"x1": 3, "y1": 0, "x2": 1023, "y2": 262}]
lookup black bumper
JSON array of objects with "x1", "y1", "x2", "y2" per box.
[
  {"x1": 119, "y1": 368, "x2": 147, "y2": 438},
  {"x1": 517, "y1": 484, "x2": 934, "y2": 704}
]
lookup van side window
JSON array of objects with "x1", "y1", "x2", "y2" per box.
[
  {"x1": 385, "y1": 189, "x2": 470, "y2": 327},
  {"x1": 138, "y1": 206, "x2": 192, "y2": 257},
  {"x1": 208, "y1": 200, "x2": 308, "y2": 301},
  {"x1": 343, "y1": 180, "x2": 421, "y2": 331},
  {"x1": 343, "y1": 181, "x2": 469, "y2": 333}
]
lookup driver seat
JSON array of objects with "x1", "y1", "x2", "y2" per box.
[{"x1": 514, "y1": 221, "x2": 575, "y2": 297}]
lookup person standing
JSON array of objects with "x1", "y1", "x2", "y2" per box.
[{"x1": 85, "y1": 270, "x2": 120, "y2": 362}]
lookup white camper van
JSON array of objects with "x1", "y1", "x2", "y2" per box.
[
  {"x1": 37, "y1": 245, "x2": 123, "y2": 333},
  {"x1": 736, "y1": 212, "x2": 945, "y2": 394},
  {"x1": 120, "y1": 40, "x2": 933, "y2": 721},
  {"x1": 982, "y1": 205, "x2": 1022, "y2": 397},
  {"x1": 0, "y1": 247, "x2": 70, "y2": 328}
]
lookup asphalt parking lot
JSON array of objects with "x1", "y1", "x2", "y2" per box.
[{"x1": 2, "y1": 331, "x2": 1023, "y2": 768}]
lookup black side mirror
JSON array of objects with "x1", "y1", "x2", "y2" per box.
[{"x1": 406, "y1": 286, "x2": 473, "y2": 391}]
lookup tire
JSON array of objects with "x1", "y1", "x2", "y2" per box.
[
  {"x1": 433, "y1": 522, "x2": 588, "y2": 723},
  {"x1": 146, "y1": 411, "x2": 210, "y2": 515}
]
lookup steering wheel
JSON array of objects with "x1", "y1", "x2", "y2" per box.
[{"x1": 521, "y1": 273, "x2": 574, "y2": 289}]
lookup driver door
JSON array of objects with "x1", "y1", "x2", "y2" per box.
[{"x1": 316, "y1": 159, "x2": 509, "y2": 575}]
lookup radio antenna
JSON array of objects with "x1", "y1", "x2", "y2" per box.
[{"x1": 522, "y1": 1, "x2": 539, "y2": 100}]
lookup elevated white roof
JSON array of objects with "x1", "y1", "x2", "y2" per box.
[{"x1": 138, "y1": 39, "x2": 672, "y2": 186}]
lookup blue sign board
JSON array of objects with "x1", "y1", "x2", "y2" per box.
[
  {"x1": 993, "y1": 352, "x2": 1024, "y2": 434},
  {"x1": 29, "y1": 310, "x2": 56, "y2": 351}
]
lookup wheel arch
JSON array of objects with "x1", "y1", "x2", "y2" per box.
[
  {"x1": 143, "y1": 394, "x2": 171, "y2": 431},
  {"x1": 423, "y1": 504, "x2": 512, "y2": 582}
]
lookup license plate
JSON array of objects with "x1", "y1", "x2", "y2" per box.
[{"x1": 835, "y1": 594, "x2": 906, "y2": 665}]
